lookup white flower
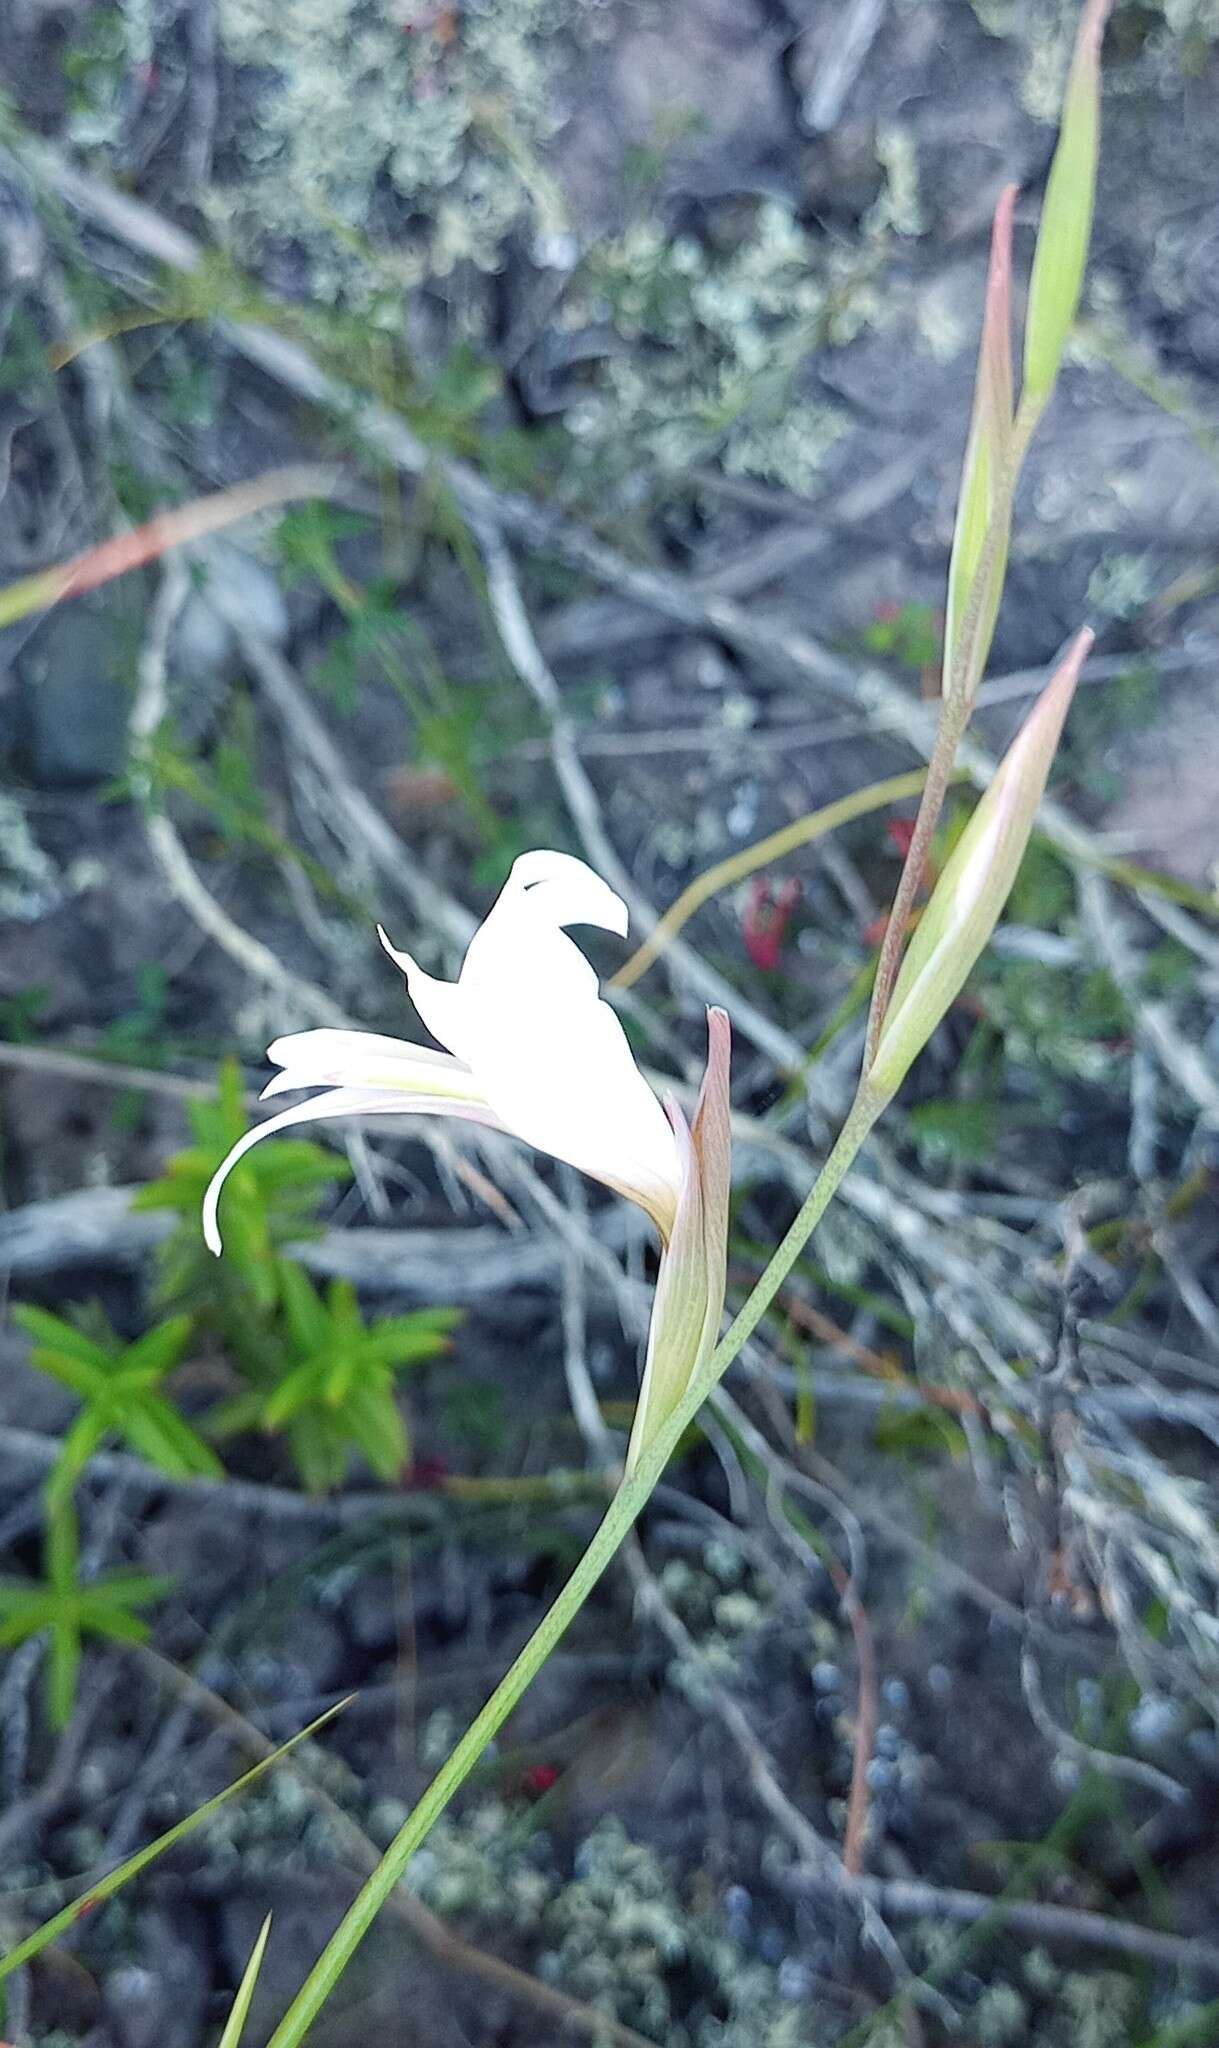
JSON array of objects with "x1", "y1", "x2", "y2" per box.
[{"x1": 203, "y1": 851, "x2": 683, "y2": 1252}]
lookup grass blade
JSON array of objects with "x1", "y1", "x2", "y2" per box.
[
  {"x1": 0, "y1": 1701, "x2": 348, "y2": 1979},
  {"x1": 218, "y1": 1915, "x2": 273, "y2": 2048}
]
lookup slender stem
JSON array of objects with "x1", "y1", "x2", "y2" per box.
[{"x1": 266, "y1": 1093, "x2": 882, "y2": 2048}]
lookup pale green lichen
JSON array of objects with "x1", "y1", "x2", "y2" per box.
[
  {"x1": 213, "y1": 0, "x2": 579, "y2": 296},
  {"x1": 1086, "y1": 550, "x2": 1157, "y2": 621},
  {"x1": 0, "y1": 791, "x2": 61, "y2": 921},
  {"x1": 1053, "y1": 1972, "x2": 1139, "y2": 2048},
  {"x1": 870, "y1": 124, "x2": 924, "y2": 239},
  {"x1": 561, "y1": 202, "x2": 864, "y2": 490},
  {"x1": 974, "y1": 1982, "x2": 1030, "y2": 2046},
  {"x1": 412, "y1": 1812, "x2": 816, "y2": 2046},
  {"x1": 65, "y1": 0, "x2": 155, "y2": 150}
]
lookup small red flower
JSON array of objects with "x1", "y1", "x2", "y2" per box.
[
  {"x1": 742, "y1": 876, "x2": 801, "y2": 972},
  {"x1": 886, "y1": 816, "x2": 918, "y2": 860},
  {"x1": 523, "y1": 1763, "x2": 560, "y2": 1796}
]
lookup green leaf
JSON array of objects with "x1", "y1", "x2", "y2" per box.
[
  {"x1": 13, "y1": 1303, "x2": 111, "y2": 1371},
  {"x1": 121, "y1": 1395, "x2": 224, "y2": 1480},
  {"x1": 278, "y1": 1263, "x2": 329, "y2": 1358},
  {"x1": 121, "y1": 1313, "x2": 195, "y2": 1380},
  {"x1": 55, "y1": 1408, "x2": 110, "y2": 1492},
  {"x1": 219, "y1": 1915, "x2": 273, "y2": 2048},
  {"x1": 0, "y1": 1703, "x2": 348, "y2": 1983}
]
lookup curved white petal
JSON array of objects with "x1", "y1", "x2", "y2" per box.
[
  {"x1": 261, "y1": 1028, "x2": 483, "y2": 1101},
  {"x1": 379, "y1": 853, "x2": 679, "y2": 1234},
  {"x1": 202, "y1": 1084, "x2": 503, "y2": 1256},
  {"x1": 376, "y1": 929, "x2": 474, "y2": 1062}
]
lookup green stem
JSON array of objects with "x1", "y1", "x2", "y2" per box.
[{"x1": 267, "y1": 1092, "x2": 882, "y2": 2048}]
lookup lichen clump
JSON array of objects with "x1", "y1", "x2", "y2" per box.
[
  {"x1": 559, "y1": 203, "x2": 853, "y2": 490},
  {"x1": 411, "y1": 1812, "x2": 813, "y2": 2047},
  {"x1": 214, "y1": 0, "x2": 576, "y2": 295}
]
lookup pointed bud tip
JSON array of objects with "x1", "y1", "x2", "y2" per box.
[{"x1": 1038, "y1": 624, "x2": 1093, "y2": 718}]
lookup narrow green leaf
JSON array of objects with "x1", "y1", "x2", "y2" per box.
[
  {"x1": 279, "y1": 1262, "x2": 329, "y2": 1357},
  {"x1": 12, "y1": 1304, "x2": 110, "y2": 1371},
  {"x1": 122, "y1": 1314, "x2": 195, "y2": 1381},
  {"x1": 117, "y1": 1398, "x2": 216, "y2": 1479},
  {"x1": 1022, "y1": 0, "x2": 1112, "y2": 409},
  {"x1": 0, "y1": 1701, "x2": 349, "y2": 1982},
  {"x1": 218, "y1": 1916, "x2": 274, "y2": 2048},
  {"x1": 54, "y1": 1408, "x2": 110, "y2": 1492}
]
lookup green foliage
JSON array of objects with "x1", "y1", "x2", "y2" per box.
[
  {"x1": 139, "y1": 698, "x2": 351, "y2": 907},
  {"x1": 13, "y1": 1300, "x2": 220, "y2": 1494},
  {"x1": 906, "y1": 1096, "x2": 1005, "y2": 1164},
  {"x1": 874, "y1": 1403, "x2": 970, "y2": 1461},
  {"x1": 9, "y1": 1294, "x2": 211, "y2": 1724},
  {"x1": 219, "y1": 1917, "x2": 273, "y2": 2048},
  {"x1": 861, "y1": 601, "x2": 942, "y2": 671},
  {"x1": 134, "y1": 1058, "x2": 352, "y2": 1315},
  {"x1": 981, "y1": 955, "x2": 1128, "y2": 1084},
  {"x1": 8, "y1": 1057, "x2": 460, "y2": 1725},
  {"x1": 0, "y1": 1499, "x2": 168, "y2": 1728},
  {"x1": 1056, "y1": 658, "x2": 1161, "y2": 802},
  {"x1": 213, "y1": 1264, "x2": 458, "y2": 1496},
  {"x1": 0, "y1": 984, "x2": 49, "y2": 1043}
]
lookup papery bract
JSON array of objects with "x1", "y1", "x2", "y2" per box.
[
  {"x1": 868, "y1": 630, "x2": 1091, "y2": 1100},
  {"x1": 626, "y1": 1007, "x2": 731, "y2": 1475}
]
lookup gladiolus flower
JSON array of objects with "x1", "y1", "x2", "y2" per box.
[{"x1": 202, "y1": 850, "x2": 732, "y2": 1468}]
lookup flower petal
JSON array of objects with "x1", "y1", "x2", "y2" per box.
[
  {"x1": 467, "y1": 989, "x2": 682, "y2": 1241},
  {"x1": 202, "y1": 1084, "x2": 503, "y2": 1256},
  {"x1": 376, "y1": 929, "x2": 474, "y2": 1062},
  {"x1": 261, "y1": 1028, "x2": 484, "y2": 1101},
  {"x1": 380, "y1": 855, "x2": 681, "y2": 1231}
]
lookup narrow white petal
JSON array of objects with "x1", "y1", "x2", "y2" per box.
[
  {"x1": 267, "y1": 1028, "x2": 463, "y2": 1076},
  {"x1": 261, "y1": 1028, "x2": 483, "y2": 1100},
  {"x1": 377, "y1": 927, "x2": 473, "y2": 1061},
  {"x1": 202, "y1": 1085, "x2": 503, "y2": 1256}
]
